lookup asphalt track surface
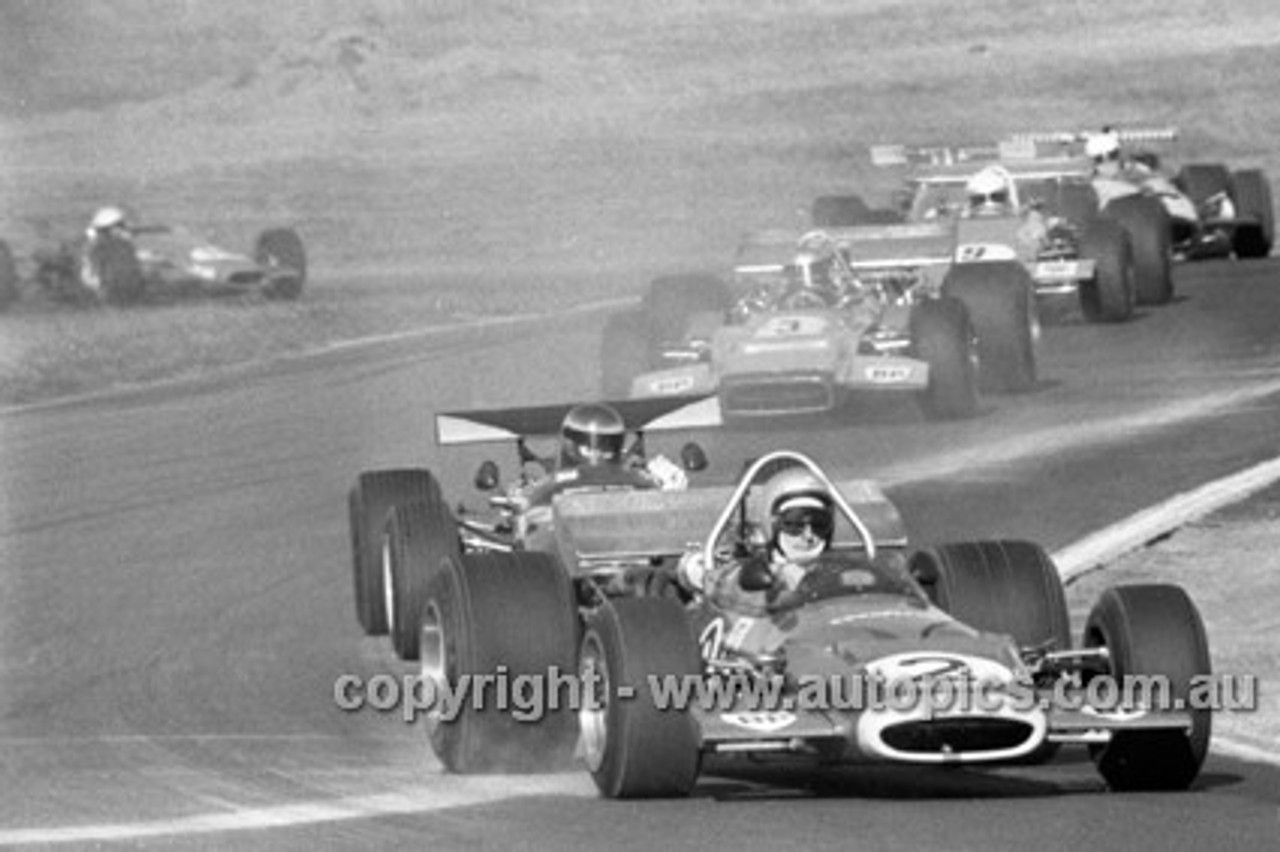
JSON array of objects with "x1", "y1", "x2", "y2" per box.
[{"x1": 3, "y1": 260, "x2": 1280, "y2": 848}]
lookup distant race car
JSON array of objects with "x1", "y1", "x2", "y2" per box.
[
  {"x1": 866, "y1": 143, "x2": 1139, "y2": 322},
  {"x1": 600, "y1": 224, "x2": 1037, "y2": 420},
  {"x1": 370, "y1": 438, "x2": 1212, "y2": 796},
  {"x1": 9, "y1": 223, "x2": 306, "y2": 309},
  {"x1": 1009, "y1": 127, "x2": 1274, "y2": 263}
]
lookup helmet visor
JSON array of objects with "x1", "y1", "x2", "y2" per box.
[{"x1": 776, "y1": 505, "x2": 834, "y2": 538}]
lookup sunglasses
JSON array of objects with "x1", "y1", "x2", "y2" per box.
[{"x1": 777, "y1": 507, "x2": 834, "y2": 538}]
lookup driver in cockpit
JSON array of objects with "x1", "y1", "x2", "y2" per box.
[{"x1": 678, "y1": 467, "x2": 835, "y2": 616}]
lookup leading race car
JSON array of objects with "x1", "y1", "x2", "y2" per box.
[
  {"x1": 17, "y1": 221, "x2": 306, "y2": 308},
  {"x1": 408, "y1": 447, "x2": 1211, "y2": 796},
  {"x1": 601, "y1": 225, "x2": 1037, "y2": 422}
]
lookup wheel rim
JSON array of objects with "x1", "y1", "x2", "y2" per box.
[
  {"x1": 578, "y1": 634, "x2": 609, "y2": 773},
  {"x1": 419, "y1": 601, "x2": 446, "y2": 737},
  {"x1": 381, "y1": 535, "x2": 396, "y2": 637}
]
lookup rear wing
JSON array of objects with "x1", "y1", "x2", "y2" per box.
[
  {"x1": 435, "y1": 394, "x2": 721, "y2": 446},
  {"x1": 821, "y1": 224, "x2": 956, "y2": 268},
  {"x1": 1006, "y1": 126, "x2": 1179, "y2": 158}
]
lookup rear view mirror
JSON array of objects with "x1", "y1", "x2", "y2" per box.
[
  {"x1": 474, "y1": 460, "x2": 500, "y2": 491},
  {"x1": 680, "y1": 442, "x2": 708, "y2": 472}
]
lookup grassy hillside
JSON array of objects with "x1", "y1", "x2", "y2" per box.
[{"x1": 1, "y1": 0, "x2": 1278, "y2": 402}]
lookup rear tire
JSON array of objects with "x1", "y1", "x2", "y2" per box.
[
  {"x1": 579, "y1": 597, "x2": 702, "y2": 798},
  {"x1": 942, "y1": 261, "x2": 1037, "y2": 393},
  {"x1": 348, "y1": 469, "x2": 438, "y2": 637},
  {"x1": 1083, "y1": 584, "x2": 1211, "y2": 791},
  {"x1": 1079, "y1": 219, "x2": 1136, "y2": 323},
  {"x1": 0, "y1": 240, "x2": 18, "y2": 312},
  {"x1": 908, "y1": 540, "x2": 1070, "y2": 652},
  {"x1": 422, "y1": 552, "x2": 579, "y2": 773},
  {"x1": 1228, "y1": 169, "x2": 1274, "y2": 258},
  {"x1": 255, "y1": 227, "x2": 307, "y2": 299},
  {"x1": 911, "y1": 297, "x2": 979, "y2": 420},
  {"x1": 1103, "y1": 195, "x2": 1173, "y2": 306}
]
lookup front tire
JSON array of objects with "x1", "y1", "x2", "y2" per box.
[
  {"x1": 381, "y1": 493, "x2": 462, "y2": 661},
  {"x1": 1104, "y1": 195, "x2": 1173, "y2": 306},
  {"x1": 942, "y1": 261, "x2": 1037, "y2": 393},
  {"x1": 1083, "y1": 584, "x2": 1211, "y2": 791},
  {"x1": 910, "y1": 297, "x2": 980, "y2": 420},
  {"x1": 1079, "y1": 219, "x2": 1136, "y2": 323},
  {"x1": 348, "y1": 469, "x2": 437, "y2": 637},
  {"x1": 580, "y1": 597, "x2": 702, "y2": 798}
]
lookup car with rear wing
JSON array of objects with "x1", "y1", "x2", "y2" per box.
[
  {"x1": 408, "y1": 447, "x2": 1213, "y2": 796},
  {"x1": 346, "y1": 394, "x2": 720, "y2": 662},
  {"x1": 1011, "y1": 127, "x2": 1274, "y2": 263},
  {"x1": 602, "y1": 223, "x2": 1037, "y2": 419},
  {"x1": 871, "y1": 140, "x2": 1141, "y2": 320}
]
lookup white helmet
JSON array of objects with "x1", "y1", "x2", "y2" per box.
[
  {"x1": 1084, "y1": 130, "x2": 1121, "y2": 162},
  {"x1": 90, "y1": 206, "x2": 128, "y2": 232},
  {"x1": 965, "y1": 166, "x2": 1012, "y2": 208},
  {"x1": 760, "y1": 467, "x2": 835, "y2": 562}
]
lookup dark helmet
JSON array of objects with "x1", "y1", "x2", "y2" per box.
[{"x1": 559, "y1": 403, "x2": 626, "y2": 468}]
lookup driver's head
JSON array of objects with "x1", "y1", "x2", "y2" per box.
[
  {"x1": 1085, "y1": 129, "x2": 1122, "y2": 174},
  {"x1": 761, "y1": 467, "x2": 835, "y2": 564},
  {"x1": 87, "y1": 206, "x2": 129, "y2": 239},
  {"x1": 965, "y1": 166, "x2": 1012, "y2": 213},
  {"x1": 558, "y1": 403, "x2": 626, "y2": 468}
]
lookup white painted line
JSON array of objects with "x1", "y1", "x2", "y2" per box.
[
  {"x1": 0, "y1": 777, "x2": 593, "y2": 846},
  {"x1": 0, "y1": 296, "x2": 638, "y2": 416},
  {"x1": 1210, "y1": 735, "x2": 1280, "y2": 766},
  {"x1": 1052, "y1": 455, "x2": 1280, "y2": 582}
]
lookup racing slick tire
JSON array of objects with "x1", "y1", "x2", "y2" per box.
[
  {"x1": 812, "y1": 194, "x2": 882, "y2": 227},
  {"x1": 1102, "y1": 194, "x2": 1173, "y2": 306},
  {"x1": 1078, "y1": 219, "x2": 1136, "y2": 323},
  {"x1": 942, "y1": 261, "x2": 1037, "y2": 393},
  {"x1": 908, "y1": 540, "x2": 1071, "y2": 656},
  {"x1": 910, "y1": 297, "x2": 979, "y2": 421},
  {"x1": 1083, "y1": 584, "x2": 1211, "y2": 791},
  {"x1": 381, "y1": 493, "x2": 463, "y2": 661},
  {"x1": 89, "y1": 235, "x2": 145, "y2": 306},
  {"x1": 908, "y1": 539, "x2": 1071, "y2": 765},
  {"x1": 600, "y1": 308, "x2": 652, "y2": 398},
  {"x1": 421, "y1": 551, "x2": 579, "y2": 773},
  {"x1": 1228, "y1": 169, "x2": 1274, "y2": 259},
  {"x1": 348, "y1": 469, "x2": 438, "y2": 637},
  {"x1": 642, "y1": 273, "x2": 728, "y2": 350},
  {"x1": 579, "y1": 596, "x2": 702, "y2": 798},
  {"x1": 255, "y1": 227, "x2": 307, "y2": 300},
  {"x1": 0, "y1": 240, "x2": 18, "y2": 312}
]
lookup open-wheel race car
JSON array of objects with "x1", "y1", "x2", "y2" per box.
[
  {"x1": 1009, "y1": 127, "x2": 1274, "y2": 263},
  {"x1": 601, "y1": 224, "x2": 1037, "y2": 421},
  {"x1": 0, "y1": 220, "x2": 306, "y2": 311},
  {"x1": 575, "y1": 451, "x2": 1212, "y2": 797}
]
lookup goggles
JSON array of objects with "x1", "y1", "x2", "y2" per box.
[{"x1": 776, "y1": 506, "x2": 834, "y2": 538}]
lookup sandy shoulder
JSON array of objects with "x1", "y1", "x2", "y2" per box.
[{"x1": 1064, "y1": 484, "x2": 1280, "y2": 757}]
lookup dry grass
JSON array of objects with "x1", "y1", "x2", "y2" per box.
[{"x1": 2, "y1": 0, "x2": 1280, "y2": 405}]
